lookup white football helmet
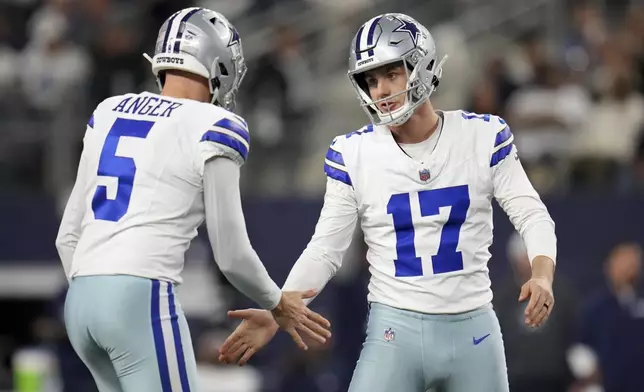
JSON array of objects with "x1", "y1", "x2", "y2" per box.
[
  {"x1": 348, "y1": 13, "x2": 447, "y2": 126},
  {"x1": 143, "y1": 7, "x2": 247, "y2": 111}
]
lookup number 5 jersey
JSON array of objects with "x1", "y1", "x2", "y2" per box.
[{"x1": 60, "y1": 92, "x2": 249, "y2": 284}]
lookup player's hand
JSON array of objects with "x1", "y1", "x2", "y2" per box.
[
  {"x1": 218, "y1": 309, "x2": 278, "y2": 366},
  {"x1": 519, "y1": 276, "x2": 554, "y2": 328},
  {"x1": 271, "y1": 290, "x2": 331, "y2": 350}
]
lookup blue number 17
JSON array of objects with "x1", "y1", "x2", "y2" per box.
[
  {"x1": 92, "y1": 118, "x2": 155, "y2": 222},
  {"x1": 386, "y1": 185, "x2": 470, "y2": 277}
]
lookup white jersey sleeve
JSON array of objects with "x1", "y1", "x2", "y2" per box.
[
  {"x1": 56, "y1": 118, "x2": 93, "y2": 280},
  {"x1": 282, "y1": 137, "x2": 359, "y2": 304},
  {"x1": 195, "y1": 113, "x2": 249, "y2": 172},
  {"x1": 202, "y1": 157, "x2": 282, "y2": 310},
  {"x1": 488, "y1": 116, "x2": 557, "y2": 264}
]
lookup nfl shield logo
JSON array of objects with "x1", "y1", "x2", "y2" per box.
[
  {"x1": 418, "y1": 168, "x2": 431, "y2": 182},
  {"x1": 384, "y1": 328, "x2": 395, "y2": 342}
]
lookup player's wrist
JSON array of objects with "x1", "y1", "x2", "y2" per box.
[
  {"x1": 530, "y1": 255, "x2": 555, "y2": 282},
  {"x1": 268, "y1": 312, "x2": 279, "y2": 331},
  {"x1": 270, "y1": 294, "x2": 287, "y2": 315}
]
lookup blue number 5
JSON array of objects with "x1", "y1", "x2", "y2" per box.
[
  {"x1": 92, "y1": 118, "x2": 154, "y2": 222},
  {"x1": 387, "y1": 185, "x2": 470, "y2": 277}
]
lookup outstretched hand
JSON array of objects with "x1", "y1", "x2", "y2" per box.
[
  {"x1": 218, "y1": 290, "x2": 332, "y2": 366},
  {"x1": 218, "y1": 309, "x2": 277, "y2": 366},
  {"x1": 270, "y1": 290, "x2": 331, "y2": 350}
]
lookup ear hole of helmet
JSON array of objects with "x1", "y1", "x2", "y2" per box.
[
  {"x1": 211, "y1": 77, "x2": 221, "y2": 90},
  {"x1": 353, "y1": 73, "x2": 369, "y2": 96},
  {"x1": 219, "y1": 63, "x2": 229, "y2": 76},
  {"x1": 426, "y1": 59, "x2": 440, "y2": 88}
]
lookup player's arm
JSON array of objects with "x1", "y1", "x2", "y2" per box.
[
  {"x1": 198, "y1": 116, "x2": 330, "y2": 348},
  {"x1": 490, "y1": 120, "x2": 556, "y2": 327},
  {"x1": 197, "y1": 116, "x2": 281, "y2": 309},
  {"x1": 219, "y1": 141, "x2": 358, "y2": 365},
  {"x1": 202, "y1": 157, "x2": 282, "y2": 309},
  {"x1": 490, "y1": 121, "x2": 556, "y2": 270},
  {"x1": 55, "y1": 125, "x2": 91, "y2": 280},
  {"x1": 282, "y1": 139, "x2": 359, "y2": 304}
]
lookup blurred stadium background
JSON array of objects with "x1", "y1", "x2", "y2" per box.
[{"x1": 1, "y1": 0, "x2": 643, "y2": 391}]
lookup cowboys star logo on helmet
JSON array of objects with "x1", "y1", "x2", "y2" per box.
[{"x1": 391, "y1": 15, "x2": 421, "y2": 46}]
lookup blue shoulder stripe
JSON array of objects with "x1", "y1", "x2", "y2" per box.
[
  {"x1": 346, "y1": 124, "x2": 374, "y2": 139},
  {"x1": 201, "y1": 131, "x2": 248, "y2": 161},
  {"x1": 325, "y1": 147, "x2": 345, "y2": 166},
  {"x1": 494, "y1": 126, "x2": 512, "y2": 148},
  {"x1": 324, "y1": 163, "x2": 352, "y2": 186},
  {"x1": 88, "y1": 114, "x2": 94, "y2": 128},
  {"x1": 214, "y1": 118, "x2": 250, "y2": 144},
  {"x1": 490, "y1": 143, "x2": 513, "y2": 167}
]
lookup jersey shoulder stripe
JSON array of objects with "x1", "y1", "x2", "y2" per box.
[
  {"x1": 490, "y1": 124, "x2": 514, "y2": 168},
  {"x1": 323, "y1": 135, "x2": 353, "y2": 186},
  {"x1": 200, "y1": 117, "x2": 250, "y2": 161}
]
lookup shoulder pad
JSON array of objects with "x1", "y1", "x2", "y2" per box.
[
  {"x1": 344, "y1": 124, "x2": 375, "y2": 139},
  {"x1": 459, "y1": 111, "x2": 514, "y2": 167},
  {"x1": 199, "y1": 114, "x2": 250, "y2": 162},
  {"x1": 324, "y1": 135, "x2": 352, "y2": 186}
]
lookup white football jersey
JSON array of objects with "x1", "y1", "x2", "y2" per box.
[
  {"x1": 66, "y1": 91, "x2": 250, "y2": 283},
  {"x1": 323, "y1": 110, "x2": 553, "y2": 313}
]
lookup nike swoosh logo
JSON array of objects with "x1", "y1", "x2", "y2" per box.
[
  {"x1": 473, "y1": 334, "x2": 491, "y2": 345},
  {"x1": 390, "y1": 39, "x2": 404, "y2": 45}
]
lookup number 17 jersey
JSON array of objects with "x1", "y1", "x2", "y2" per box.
[{"x1": 324, "y1": 110, "x2": 553, "y2": 314}]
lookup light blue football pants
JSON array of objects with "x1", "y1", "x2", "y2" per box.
[
  {"x1": 348, "y1": 302, "x2": 509, "y2": 392},
  {"x1": 64, "y1": 275, "x2": 198, "y2": 392}
]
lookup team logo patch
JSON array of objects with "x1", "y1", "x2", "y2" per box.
[
  {"x1": 384, "y1": 327, "x2": 396, "y2": 342},
  {"x1": 419, "y1": 168, "x2": 431, "y2": 182}
]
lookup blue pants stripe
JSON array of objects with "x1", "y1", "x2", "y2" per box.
[
  {"x1": 168, "y1": 283, "x2": 191, "y2": 392},
  {"x1": 152, "y1": 280, "x2": 172, "y2": 392}
]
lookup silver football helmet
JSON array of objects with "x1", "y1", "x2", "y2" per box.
[
  {"x1": 143, "y1": 7, "x2": 247, "y2": 111},
  {"x1": 348, "y1": 13, "x2": 447, "y2": 126}
]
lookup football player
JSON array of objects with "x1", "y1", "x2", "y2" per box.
[
  {"x1": 56, "y1": 8, "x2": 330, "y2": 392},
  {"x1": 218, "y1": 13, "x2": 556, "y2": 392}
]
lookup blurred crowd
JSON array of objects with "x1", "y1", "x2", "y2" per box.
[
  {"x1": 0, "y1": 0, "x2": 643, "y2": 392},
  {"x1": 0, "y1": 0, "x2": 324, "y2": 198},
  {"x1": 466, "y1": 1, "x2": 644, "y2": 195},
  {"x1": 1, "y1": 0, "x2": 644, "y2": 198}
]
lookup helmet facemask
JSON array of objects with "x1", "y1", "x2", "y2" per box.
[{"x1": 349, "y1": 49, "x2": 447, "y2": 127}]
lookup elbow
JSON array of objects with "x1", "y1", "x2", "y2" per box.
[
  {"x1": 55, "y1": 232, "x2": 67, "y2": 254},
  {"x1": 217, "y1": 258, "x2": 237, "y2": 277},
  {"x1": 217, "y1": 254, "x2": 259, "y2": 294},
  {"x1": 513, "y1": 206, "x2": 555, "y2": 234},
  {"x1": 216, "y1": 249, "x2": 251, "y2": 280},
  {"x1": 55, "y1": 230, "x2": 78, "y2": 259},
  {"x1": 524, "y1": 215, "x2": 555, "y2": 234},
  {"x1": 302, "y1": 246, "x2": 342, "y2": 275}
]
